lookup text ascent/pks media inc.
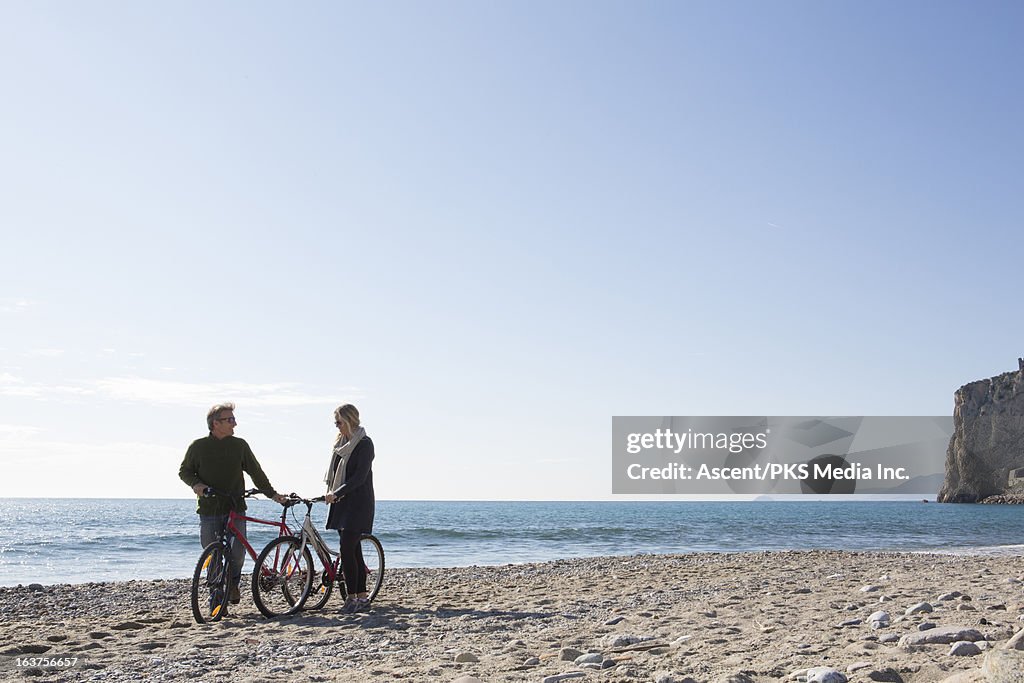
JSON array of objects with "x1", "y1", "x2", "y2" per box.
[{"x1": 625, "y1": 461, "x2": 910, "y2": 482}]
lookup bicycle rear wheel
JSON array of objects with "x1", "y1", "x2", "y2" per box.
[
  {"x1": 361, "y1": 534, "x2": 385, "y2": 602},
  {"x1": 191, "y1": 541, "x2": 230, "y2": 624},
  {"x1": 251, "y1": 536, "x2": 314, "y2": 618}
]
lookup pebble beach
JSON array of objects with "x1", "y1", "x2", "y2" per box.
[{"x1": 3, "y1": 550, "x2": 1024, "y2": 683}]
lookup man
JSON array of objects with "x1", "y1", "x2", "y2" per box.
[{"x1": 179, "y1": 402, "x2": 288, "y2": 604}]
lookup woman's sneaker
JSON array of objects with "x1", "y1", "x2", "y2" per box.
[
  {"x1": 340, "y1": 597, "x2": 360, "y2": 614},
  {"x1": 355, "y1": 597, "x2": 371, "y2": 612}
]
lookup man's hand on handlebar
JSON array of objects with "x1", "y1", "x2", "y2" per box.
[
  {"x1": 272, "y1": 493, "x2": 289, "y2": 505},
  {"x1": 192, "y1": 482, "x2": 208, "y2": 496}
]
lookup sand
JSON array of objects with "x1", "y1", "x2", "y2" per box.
[{"x1": 2, "y1": 550, "x2": 1023, "y2": 682}]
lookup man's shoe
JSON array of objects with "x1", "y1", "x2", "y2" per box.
[{"x1": 229, "y1": 582, "x2": 241, "y2": 604}]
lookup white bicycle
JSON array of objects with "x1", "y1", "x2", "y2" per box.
[{"x1": 251, "y1": 495, "x2": 384, "y2": 618}]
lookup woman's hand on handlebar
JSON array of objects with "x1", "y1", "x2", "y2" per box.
[{"x1": 325, "y1": 492, "x2": 336, "y2": 504}]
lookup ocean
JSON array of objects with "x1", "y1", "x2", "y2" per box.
[{"x1": 1, "y1": 499, "x2": 1023, "y2": 587}]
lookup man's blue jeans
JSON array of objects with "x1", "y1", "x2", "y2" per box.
[{"x1": 199, "y1": 514, "x2": 246, "y2": 584}]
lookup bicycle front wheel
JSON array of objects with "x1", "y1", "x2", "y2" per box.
[
  {"x1": 251, "y1": 536, "x2": 314, "y2": 618},
  {"x1": 191, "y1": 542, "x2": 230, "y2": 624}
]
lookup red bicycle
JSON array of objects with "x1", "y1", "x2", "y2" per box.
[{"x1": 189, "y1": 488, "x2": 296, "y2": 624}]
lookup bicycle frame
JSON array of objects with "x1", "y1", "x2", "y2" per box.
[
  {"x1": 205, "y1": 488, "x2": 295, "y2": 562},
  {"x1": 224, "y1": 507, "x2": 295, "y2": 563},
  {"x1": 298, "y1": 507, "x2": 340, "y2": 580}
]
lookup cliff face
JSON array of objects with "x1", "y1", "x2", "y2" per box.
[{"x1": 937, "y1": 362, "x2": 1024, "y2": 503}]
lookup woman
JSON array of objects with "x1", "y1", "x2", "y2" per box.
[{"x1": 324, "y1": 403, "x2": 376, "y2": 614}]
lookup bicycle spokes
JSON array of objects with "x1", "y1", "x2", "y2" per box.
[{"x1": 251, "y1": 536, "x2": 313, "y2": 618}]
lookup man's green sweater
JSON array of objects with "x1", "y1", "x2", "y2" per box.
[{"x1": 178, "y1": 435, "x2": 279, "y2": 515}]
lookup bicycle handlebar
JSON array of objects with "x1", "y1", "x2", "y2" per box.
[
  {"x1": 202, "y1": 486, "x2": 266, "y2": 499},
  {"x1": 280, "y1": 493, "x2": 330, "y2": 506}
]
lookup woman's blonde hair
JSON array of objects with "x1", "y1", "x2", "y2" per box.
[{"x1": 334, "y1": 404, "x2": 360, "y2": 433}]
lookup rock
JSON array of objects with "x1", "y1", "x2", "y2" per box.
[
  {"x1": 899, "y1": 626, "x2": 985, "y2": 647},
  {"x1": 982, "y1": 648, "x2": 1024, "y2": 682},
  {"x1": 524, "y1": 657, "x2": 540, "y2": 666},
  {"x1": 868, "y1": 611, "x2": 891, "y2": 629},
  {"x1": 879, "y1": 633, "x2": 900, "y2": 644},
  {"x1": 718, "y1": 674, "x2": 754, "y2": 683},
  {"x1": 867, "y1": 668, "x2": 904, "y2": 682},
  {"x1": 558, "y1": 647, "x2": 583, "y2": 661},
  {"x1": 27, "y1": 584, "x2": 44, "y2": 591},
  {"x1": 938, "y1": 362, "x2": 1024, "y2": 502},
  {"x1": 905, "y1": 602, "x2": 934, "y2": 615},
  {"x1": 1005, "y1": 629, "x2": 1024, "y2": 650},
  {"x1": 837, "y1": 619, "x2": 861, "y2": 628},
  {"x1": 806, "y1": 668, "x2": 848, "y2": 683},
  {"x1": 452, "y1": 677, "x2": 485, "y2": 683},
  {"x1": 454, "y1": 652, "x2": 479, "y2": 663},
  {"x1": 604, "y1": 616, "x2": 625, "y2": 625},
  {"x1": 861, "y1": 585, "x2": 881, "y2": 593},
  {"x1": 939, "y1": 592, "x2": 963, "y2": 601},
  {"x1": 573, "y1": 653, "x2": 602, "y2": 665},
  {"x1": 603, "y1": 633, "x2": 650, "y2": 647},
  {"x1": 949, "y1": 641, "x2": 983, "y2": 656},
  {"x1": 542, "y1": 674, "x2": 586, "y2": 683},
  {"x1": 847, "y1": 662, "x2": 872, "y2": 673},
  {"x1": 655, "y1": 674, "x2": 697, "y2": 683},
  {"x1": 111, "y1": 621, "x2": 146, "y2": 630}
]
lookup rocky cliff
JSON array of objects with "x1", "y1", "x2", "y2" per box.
[{"x1": 937, "y1": 360, "x2": 1024, "y2": 503}]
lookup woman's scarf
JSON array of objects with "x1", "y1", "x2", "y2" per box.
[{"x1": 324, "y1": 426, "x2": 366, "y2": 495}]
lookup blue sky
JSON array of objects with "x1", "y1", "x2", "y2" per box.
[{"x1": 2, "y1": 2, "x2": 1022, "y2": 500}]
